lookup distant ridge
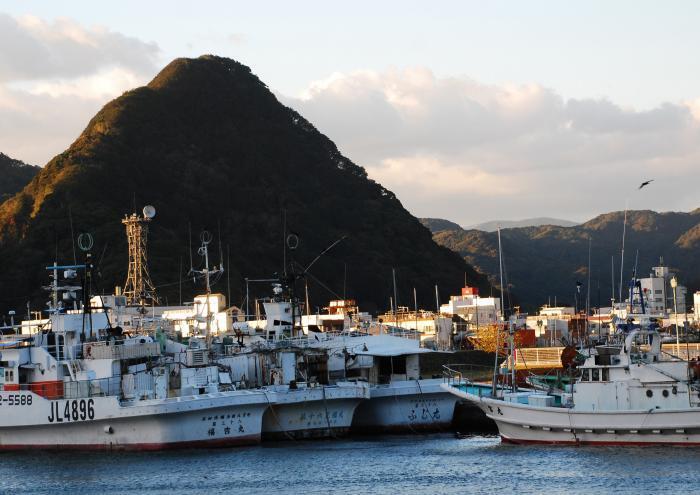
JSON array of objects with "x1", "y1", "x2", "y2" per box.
[
  {"x1": 0, "y1": 153, "x2": 39, "y2": 203},
  {"x1": 467, "y1": 217, "x2": 578, "y2": 232},
  {"x1": 430, "y1": 209, "x2": 700, "y2": 310},
  {"x1": 420, "y1": 218, "x2": 463, "y2": 233}
]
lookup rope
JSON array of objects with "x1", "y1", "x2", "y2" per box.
[
  {"x1": 415, "y1": 379, "x2": 446, "y2": 433},
  {"x1": 567, "y1": 407, "x2": 579, "y2": 445},
  {"x1": 321, "y1": 385, "x2": 338, "y2": 439},
  {"x1": 394, "y1": 386, "x2": 420, "y2": 435},
  {"x1": 263, "y1": 389, "x2": 297, "y2": 442}
]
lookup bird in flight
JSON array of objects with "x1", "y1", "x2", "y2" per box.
[{"x1": 638, "y1": 179, "x2": 654, "y2": 190}]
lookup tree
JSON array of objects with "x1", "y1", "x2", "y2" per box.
[{"x1": 469, "y1": 324, "x2": 524, "y2": 355}]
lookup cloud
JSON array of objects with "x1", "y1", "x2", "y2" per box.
[
  {"x1": 284, "y1": 68, "x2": 700, "y2": 225},
  {"x1": 0, "y1": 14, "x2": 159, "y2": 82},
  {"x1": 0, "y1": 15, "x2": 160, "y2": 165}
]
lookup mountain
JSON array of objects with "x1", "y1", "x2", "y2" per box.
[
  {"x1": 466, "y1": 217, "x2": 578, "y2": 232},
  {"x1": 0, "y1": 153, "x2": 40, "y2": 203},
  {"x1": 0, "y1": 55, "x2": 491, "y2": 316},
  {"x1": 420, "y1": 218, "x2": 463, "y2": 233},
  {"x1": 431, "y1": 209, "x2": 700, "y2": 311}
]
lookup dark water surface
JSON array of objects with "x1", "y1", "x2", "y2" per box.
[{"x1": 2, "y1": 434, "x2": 700, "y2": 494}]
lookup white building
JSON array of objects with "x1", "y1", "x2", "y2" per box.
[
  {"x1": 439, "y1": 286, "x2": 501, "y2": 325},
  {"x1": 302, "y1": 299, "x2": 372, "y2": 333},
  {"x1": 374, "y1": 308, "x2": 453, "y2": 350},
  {"x1": 525, "y1": 306, "x2": 574, "y2": 343},
  {"x1": 638, "y1": 266, "x2": 667, "y2": 315},
  {"x1": 621, "y1": 265, "x2": 687, "y2": 315}
]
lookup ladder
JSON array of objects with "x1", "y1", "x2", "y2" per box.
[{"x1": 66, "y1": 360, "x2": 84, "y2": 381}]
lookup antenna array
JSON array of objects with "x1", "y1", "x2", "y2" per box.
[{"x1": 122, "y1": 206, "x2": 159, "y2": 306}]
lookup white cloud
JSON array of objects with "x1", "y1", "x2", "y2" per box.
[
  {"x1": 284, "y1": 68, "x2": 700, "y2": 225},
  {"x1": 0, "y1": 14, "x2": 160, "y2": 165},
  {"x1": 0, "y1": 14, "x2": 159, "y2": 82},
  {"x1": 26, "y1": 67, "x2": 144, "y2": 99}
]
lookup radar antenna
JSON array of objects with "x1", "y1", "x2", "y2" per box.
[{"x1": 189, "y1": 230, "x2": 224, "y2": 340}]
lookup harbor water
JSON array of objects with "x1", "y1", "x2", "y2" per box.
[{"x1": 2, "y1": 434, "x2": 700, "y2": 494}]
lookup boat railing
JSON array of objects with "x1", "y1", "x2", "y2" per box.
[
  {"x1": 64, "y1": 376, "x2": 122, "y2": 399},
  {"x1": 504, "y1": 346, "x2": 564, "y2": 371},
  {"x1": 660, "y1": 344, "x2": 700, "y2": 361},
  {"x1": 502, "y1": 343, "x2": 700, "y2": 369},
  {"x1": 272, "y1": 336, "x2": 314, "y2": 349},
  {"x1": 83, "y1": 340, "x2": 161, "y2": 360},
  {"x1": 17, "y1": 376, "x2": 122, "y2": 400},
  {"x1": 442, "y1": 363, "x2": 492, "y2": 387}
]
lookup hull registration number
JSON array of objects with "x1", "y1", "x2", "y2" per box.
[{"x1": 48, "y1": 399, "x2": 95, "y2": 423}]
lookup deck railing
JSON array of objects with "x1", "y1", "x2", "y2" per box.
[
  {"x1": 17, "y1": 376, "x2": 122, "y2": 400},
  {"x1": 63, "y1": 376, "x2": 122, "y2": 399},
  {"x1": 505, "y1": 343, "x2": 700, "y2": 370},
  {"x1": 442, "y1": 363, "x2": 492, "y2": 386},
  {"x1": 83, "y1": 341, "x2": 161, "y2": 360}
]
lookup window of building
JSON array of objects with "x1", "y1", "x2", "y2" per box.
[
  {"x1": 592, "y1": 369, "x2": 600, "y2": 381},
  {"x1": 602, "y1": 368, "x2": 609, "y2": 381},
  {"x1": 581, "y1": 369, "x2": 590, "y2": 381}
]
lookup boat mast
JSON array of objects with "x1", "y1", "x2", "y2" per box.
[
  {"x1": 619, "y1": 204, "x2": 628, "y2": 307},
  {"x1": 586, "y1": 236, "x2": 592, "y2": 341},
  {"x1": 189, "y1": 231, "x2": 223, "y2": 342},
  {"x1": 392, "y1": 268, "x2": 398, "y2": 329},
  {"x1": 611, "y1": 255, "x2": 615, "y2": 309},
  {"x1": 492, "y1": 227, "x2": 506, "y2": 396},
  {"x1": 203, "y1": 233, "x2": 212, "y2": 339}
]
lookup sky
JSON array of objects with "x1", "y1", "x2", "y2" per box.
[{"x1": 1, "y1": 1, "x2": 699, "y2": 226}]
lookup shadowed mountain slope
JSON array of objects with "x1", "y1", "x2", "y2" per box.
[
  {"x1": 0, "y1": 153, "x2": 39, "y2": 203},
  {"x1": 0, "y1": 55, "x2": 491, "y2": 315}
]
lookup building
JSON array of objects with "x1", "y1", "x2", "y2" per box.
[
  {"x1": 525, "y1": 306, "x2": 574, "y2": 345},
  {"x1": 439, "y1": 286, "x2": 501, "y2": 325},
  {"x1": 302, "y1": 299, "x2": 372, "y2": 333},
  {"x1": 638, "y1": 266, "x2": 668, "y2": 315}
]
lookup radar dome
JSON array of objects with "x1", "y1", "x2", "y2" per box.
[{"x1": 143, "y1": 205, "x2": 156, "y2": 219}]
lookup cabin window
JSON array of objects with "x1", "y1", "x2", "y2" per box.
[
  {"x1": 378, "y1": 357, "x2": 392, "y2": 377},
  {"x1": 57, "y1": 335, "x2": 65, "y2": 360},
  {"x1": 592, "y1": 369, "x2": 600, "y2": 381},
  {"x1": 581, "y1": 369, "x2": 589, "y2": 381},
  {"x1": 391, "y1": 356, "x2": 407, "y2": 375},
  {"x1": 601, "y1": 368, "x2": 609, "y2": 381}
]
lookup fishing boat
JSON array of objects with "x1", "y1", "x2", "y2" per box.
[
  {"x1": 233, "y1": 285, "x2": 458, "y2": 433},
  {"x1": 311, "y1": 332, "x2": 459, "y2": 433},
  {"x1": 217, "y1": 338, "x2": 370, "y2": 440},
  {"x1": 121, "y1": 213, "x2": 372, "y2": 442},
  {"x1": 0, "y1": 256, "x2": 271, "y2": 450},
  {"x1": 443, "y1": 325, "x2": 700, "y2": 445}
]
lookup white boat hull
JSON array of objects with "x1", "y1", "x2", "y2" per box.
[
  {"x1": 262, "y1": 383, "x2": 369, "y2": 440},
  {"x1": 0, "y1": 390, "x2": 269, "y2": 450},
  {"x1": 352, "y1": 379, "x2": 458, "y2": 433},
  {"x1": 443, "y1": 384, "x2": 700, "y2": 446}
]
